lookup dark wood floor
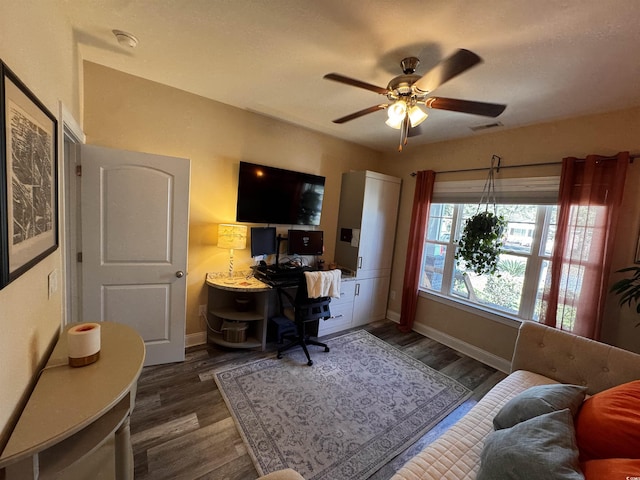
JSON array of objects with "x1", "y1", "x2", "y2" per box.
[{"x1": 130, "y1": 320, "x2": 506, "y2": 480}]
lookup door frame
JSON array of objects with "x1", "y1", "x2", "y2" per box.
[{"x1": 58, "y1": 102, "x2": 85, "y2": 327}]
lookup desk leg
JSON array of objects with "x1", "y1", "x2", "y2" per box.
[{"x1": 114, "y1": 415, "x2": 133, "y2": 480}]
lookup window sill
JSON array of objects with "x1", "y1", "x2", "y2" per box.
[{"x1": 418, "y1": 289, "x2": 523, "y2": 329}]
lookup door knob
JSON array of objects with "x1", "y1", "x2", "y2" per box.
[{"x1": 175, "y1": 271, "x2": 185, "y2": 278}]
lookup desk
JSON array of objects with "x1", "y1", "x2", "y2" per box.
[
  {"x1": 205, "y1": 272, "x2": 359, "y2": 349},
  {"x1": 0, "y1": 322, "x2": 145, "y2": 479}
]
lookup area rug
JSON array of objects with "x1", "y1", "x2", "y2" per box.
[{"x1": 214, "y1": 329, "x2": 471, "y2": 479}]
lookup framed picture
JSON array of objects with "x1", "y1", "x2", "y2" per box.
[
  {"x1": 636, "y1": 227, "x2": 640, "y2": 264},
  {"x1": 0, "y1": 62, "x2": 58, "y2": 288}
]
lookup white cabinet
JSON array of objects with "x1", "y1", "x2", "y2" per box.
[{"x1": 334, "y1": 170, "x2": 401, "y2": 326}]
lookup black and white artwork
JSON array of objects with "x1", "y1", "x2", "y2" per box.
[{"x1": 0, "y1": 62, "x2": 57, "y2": 288}]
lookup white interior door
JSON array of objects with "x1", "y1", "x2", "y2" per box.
[{"x1": 80, "y1": 144, "x2": 190, "y2": 366}]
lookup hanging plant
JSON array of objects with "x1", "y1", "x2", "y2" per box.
[
  {"x1": 455, "y1": 155, "x2": 506, "y2": 276},
  {"x1": 456, "y1": 210, "x2": 506, "y2": 275}
]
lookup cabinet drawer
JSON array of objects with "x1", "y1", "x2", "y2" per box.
[
  {"x1": 333, "y1": 280, "x2": 356, "y2": 305},
  {"x1": 319, "y1": 301, "x2": 353, "y2": 336}
]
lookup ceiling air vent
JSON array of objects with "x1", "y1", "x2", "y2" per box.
[{"x1": 470, "y1": 121, "x2": 504, "y2": 132}]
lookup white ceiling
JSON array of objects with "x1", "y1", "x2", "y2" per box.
[{"x1": 60, "y1": 0, "x2": 640, "y2": 153}]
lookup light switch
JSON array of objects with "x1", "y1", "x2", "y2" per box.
[{"x1": 48, "y1": 269, "x2": 58, "y2": 298}]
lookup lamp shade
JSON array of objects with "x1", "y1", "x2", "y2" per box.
[
  {"x1": 408, "y1": 105, "x2": 428, "y2": 127},
  {"x1": 217, "y1": 224, "x2": 247, "y2": 250},
  {"x1": 385, "y1": 116, "x2": 404, "y2": 129},
  {"x1": 387, "y1": 100, "x2": 407, "y2": 122}
]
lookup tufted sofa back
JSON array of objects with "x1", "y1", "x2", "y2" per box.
[{"x1": 511, "y1": 321, "x2": 640, "y2": 395}]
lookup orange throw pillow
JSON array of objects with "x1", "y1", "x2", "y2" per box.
[
  {"x1": 575, "y1": 380, "x2": 640, "y2": 461},
  {"x1": 582, "y1": 458, "x2": 640, "y2": 479}
]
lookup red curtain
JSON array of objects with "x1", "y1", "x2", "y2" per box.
[
  {"x1": 541, "y1": 152, "x2": 629, "y2": 339},
  {"x1": 398, "y1": 170, "x2": 436, "y2": 333}
]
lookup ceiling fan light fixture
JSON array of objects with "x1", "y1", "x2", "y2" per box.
[
  {"x1": 385, "y1": 116, "x2": 404, "y2": 129},
  {"x1": 387, "y1": 100, "x2": 407, "y2": 123},
  {"x1": 408, "y1": 105, "x2": 428, "y2": 127}
]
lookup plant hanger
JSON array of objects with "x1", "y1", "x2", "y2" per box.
[{"x1": 477, "y1": 155, "x2": 501, "y2": 216}]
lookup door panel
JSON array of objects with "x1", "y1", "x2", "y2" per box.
[
  {"x1": 103, "y1": 284, "x2": 170, "y2": 340},
  {"x1": 81, "y1": 144, "x2": 190, "y2": 366},
  {"x1": 103, "y1": 166, "x2": 173, "y2": 262}
]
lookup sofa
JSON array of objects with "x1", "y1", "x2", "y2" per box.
[{"x1": 258, "y1": 321, "x2": 640, "y2": 480}]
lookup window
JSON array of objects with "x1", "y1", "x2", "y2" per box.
[{"x1": 421, "y1": 202, "x2": 557, "y2": 322}]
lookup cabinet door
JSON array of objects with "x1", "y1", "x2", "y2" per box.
[
  {"x1": 359, "y1": 176, "x2": 401, "y2": 274},
  {"x1": 352, "y1": 276, "x2": 391, "y2": 327}
]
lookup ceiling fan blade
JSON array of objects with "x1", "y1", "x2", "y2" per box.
[
  {"x1": 323, "y1": 73, "x2": 388, "y2": 95},
  {"x1": 413, "y1": 49, "x2": 482, "y2": 93},
  {"x1": 425, "y1": 97, "x2": 506, "y2": 117},
  {"x1": 332, "y1": 104, "x2": 387, "y2": 124}
]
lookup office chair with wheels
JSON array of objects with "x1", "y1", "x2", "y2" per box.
[{"x1": 275, "y1": 281, "x2": 331, "y2": 366}]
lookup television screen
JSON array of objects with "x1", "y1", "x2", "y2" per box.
[
  {"x1": 287, "y1": 230, "x2": 323, "y2": 256},
  {"x1": 250, "y1": 227, "x2": 277, "y2": 257},
  {"x1": 236, "y1": 162, "x2": 325, "y2": 226}
]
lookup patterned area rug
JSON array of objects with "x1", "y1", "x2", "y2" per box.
[{"x1": 214, "y1": 330, "x2": 471, "y2": 480}]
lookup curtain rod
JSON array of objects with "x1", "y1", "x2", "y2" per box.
[{"x1": 410, "y1": 153, "x2": 639, "y2": 177}]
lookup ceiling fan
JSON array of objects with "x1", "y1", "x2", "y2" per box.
[{"x1": 324, "y1": 49, "x2": 506, "y2": 151}]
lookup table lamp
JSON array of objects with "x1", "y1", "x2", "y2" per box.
[{"x1": 218, "y1": 224, "x2": 247, "y2": 280}]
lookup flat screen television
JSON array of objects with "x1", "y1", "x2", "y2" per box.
[
  {"x1": 236, "y1": 161, "x2": 325, "y2": 226},
  {"x1": 287, "y1": 229, "x2": 323, "y2": 256},
  {"x1": 250, "y1": 227, "x2": 277, "y2": 257}
]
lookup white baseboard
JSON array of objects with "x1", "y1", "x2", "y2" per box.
[
  {"x1": 186, "y1": 331, "x2": 207, "y2": 348},
  {"x1": 411, "y1": 323, "x2": 511, "y2": 373},
  {"x1": 386, "y1": 308, "x2": 509, "y2": 372},
  {"x1": 386, "y1": 309, "x2": 400, "y2": 323}
]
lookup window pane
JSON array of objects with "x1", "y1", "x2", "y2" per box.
[
  {"x1": 543, "y1": 206, "x2": 558, "y2": 256},
  {"x1": 421, "y1": 242, "x2": 447, "y2": 292},
  {"x1": 427, "y1": 204, "x2": 454, "y2": 242},
  {"x1": 499, "y1": 205, "x2": 538, "y2": 254},
  {"x1": 533, "y1": 259, "x2": 551, "y2": 320},
  {"x1": 452, "y1": 254, "x2": 526, "y2": 315},
  {"x1": 556, "y1": 262, "x2": 583, "y2": 331},
  {"x1": 567, "y1": 205, "x2": 604, "y2": 262}
]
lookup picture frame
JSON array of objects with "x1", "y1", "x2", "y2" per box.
[
  {"x1": 636, "y1": 227, "x2": 640, "y2": 264},
  {"x1": 0, "y1": 62, "x2": 58, "y2": 289}
]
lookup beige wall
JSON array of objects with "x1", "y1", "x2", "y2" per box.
[
  {"x1": 0, "y1": 2, "x2": 81, "y2": 446},
  {"x1": 381, "y1": 107, "x2": 640, "y2": 361},
  {"x1": 82, "y1": 62, "x2": 384, "y2": 338}
]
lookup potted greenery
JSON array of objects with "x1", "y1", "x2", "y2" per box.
[
  {"x1": 610, "y1": 266, "x2": 640, "y2": 326},
  {"x1": 455, "y1": 210, "x2": 506, "y2": 276}
]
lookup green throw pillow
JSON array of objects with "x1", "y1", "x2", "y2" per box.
[
  {"x1": 478, "y1": 409, "x2": 584, "y2": 480},
  {"x1": 493, "y1": 384, "x2": 587, "y2": 430}
]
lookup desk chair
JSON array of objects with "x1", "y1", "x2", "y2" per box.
[{"x1": 276, "y1": 281, "x2": 331, "y2": 366}]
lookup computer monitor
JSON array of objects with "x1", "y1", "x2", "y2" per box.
[
  {"x1": 250, "y1": 227, "x2": 277, "y2": 257},
  {"x1": 287, "y1": 229, "x2": 323, "y2": 256}
]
